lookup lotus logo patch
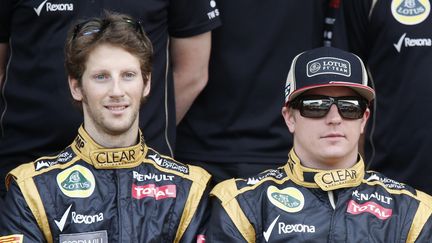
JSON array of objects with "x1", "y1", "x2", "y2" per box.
[
  {"x1": 306, "y1": 57, "x2": 351, "y2": 78},
  {"x1": 57, "y1": 165, "x2": 95, "y2": 198},
  {"x1": 391, "y1": 0, "x2": 430, "y2": 25},
  {"x1": 267, "y1": 186, "x2": 304, "y2": 213}
]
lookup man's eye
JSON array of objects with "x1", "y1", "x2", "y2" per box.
[
  {"x1": 123, "y1": 72, "x2": 136, "y2": 80},
  {"x1": 94, "y1": 74, "x2": 108, "y2": 80}
]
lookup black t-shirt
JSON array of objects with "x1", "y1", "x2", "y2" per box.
[
  {"x1": 0, "y1": 0, "x2": 220, "y2": 190},
  {"x1": 176, "y1": 0, "x2": 329, "y2": 164},
  {"x1": 336, "y1": 0, "x2": 432, "y2": 194}
]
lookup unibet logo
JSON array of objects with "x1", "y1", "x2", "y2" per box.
[
  {"x1": 391, "y1": 0, "x2": 430, "y2": 25},
  {"x1": 267, "y1": 186, "x2": 304, "y2": 213},
  {"x1": 57, "y1": 165, "x2": 95, "y2": 198}
]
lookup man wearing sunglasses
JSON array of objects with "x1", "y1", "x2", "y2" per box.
[
  {"x1": 207, "y1": 47, "x2": 432, "y2": 242},
  {"x1": 0, "y1": 13, "x2": 211, "y2": 243}
]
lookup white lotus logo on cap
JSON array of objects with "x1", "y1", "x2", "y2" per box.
[{"x1": 309, "y1": 62, "x2": 321, "y2": 74}]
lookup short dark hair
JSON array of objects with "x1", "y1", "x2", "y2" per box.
[{"x1": 65, "y1": 11, "x2": 153, "y2": 87}]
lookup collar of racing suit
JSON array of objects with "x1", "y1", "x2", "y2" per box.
[
  {"x1": 71, "y1": 125, "x2": 148, "y2": 169},
  {"x1": 283, "y1": 149, "x2": 365, "y2": 191}
]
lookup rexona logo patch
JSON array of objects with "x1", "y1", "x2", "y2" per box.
[
  {"x1": 34, "y1": 0, "x2": 74, "y2": 16},
  {"x1": 267, "y1": 186, "x2": 304, "y2": 213},
  {"x1": 57, "y1": 165, "x2": 95, "y2": 198},
  {"x1": 347, "y1": 200, "x2": 393, "y2": 220},
  {"x1": 0, "y1": 234, "x2": 23, "y2": 243},
  {"x1": 391, "y1": 0, "x2": 430, "y2": 25},
  {"x1": 306, "y1": 57, "x2": 351, "y2": 78},
  {"x1": 132, "y1": 183, "x2": 176, "y2": 200}
]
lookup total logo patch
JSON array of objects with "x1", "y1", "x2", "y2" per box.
[
  {"x1": 391, "y1": 0, "x2": 430, "y2": 25},
  {"x1": 132, "y1": 183, "x2": 176, "y2": 200},
  {"x1": 267, "y1": 186, "x2": 304, "y2": 213},
  {"x1": 306, "y1": 57, "x2": 351, "y2": 78},
  {"x1": 346, "y1": 200, "x2": 393, "y2": 220},
  {"x1": 56, "y1": 165, "x2": 95, "y2": 198}
]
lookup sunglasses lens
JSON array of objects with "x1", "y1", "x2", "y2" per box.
[
  {"x1": 337, "y1": 99, "x2": 365, "y2": 119},
  {"x1": 301, "y1": 99, "x2": 331, "y2": 118}
]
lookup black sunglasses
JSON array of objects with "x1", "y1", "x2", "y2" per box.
[
  {"x1": 289, "y1": 95, "x2": 368, "y2": 119},
  {"x1": 72, "y1": 17, "x2": 144, "y2": 40}
]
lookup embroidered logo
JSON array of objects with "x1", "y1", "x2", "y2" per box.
[
  {"x1": 391, "y1": 0, "x2": 430, "y2": 25},
  {"x1": 57, "y1": 165, "x2": 95, "y2": 198},
  {"x1": 267, "y1": 186, "x2": 304, "y2": 213},
  {"x1": 306, "y1": 57, "x2": 351, "y2": 77},
  {"x1": 132, "y1": 184, "x2": 177, "y2": 200},
  {"x1": 346, "y1": 200, "x2": 393, "y2": 220}
]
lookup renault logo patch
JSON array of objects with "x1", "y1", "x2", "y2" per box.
[
  {"x1": 267, "y1": 186, "x2": 304, "y2": 213},
  {"x1": 391, "y1": 0, "x2": 430, "y2": 25},
  {"x1": 57, "y1": 165, "x2": 95, "y2": 198}
]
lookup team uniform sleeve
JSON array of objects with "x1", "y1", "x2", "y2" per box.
[
  {"x1": 0, "y1": 180, "x2": 45, "y2": 242},
  {"x1": 414, "y1": 216, "x2": 432, "y2": 242},
  {"x1": 206, "y1": 197, "x2": 248, "y2": 243},
  {"x1": 167, "y1": 0, "x2": 221, "y2": 37},
  {"x1": 179, "y1": 186, "x2": 211, "y2": 243},
  {"x1": 335, "y1": 0, "x2": 372, "y2": 59}
]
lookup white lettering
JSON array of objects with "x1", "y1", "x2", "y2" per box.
[
  {"x1": 405, "y1": 37, "x2": 432, "y2": 47},
  {"x1": 46, "y1": 2, "x2": 73, "y2": 12},
  {"x1": 71, "y1": 212, "x2": 104, "y2": 224},
  {"x1": 278, "y1": 222, "x2": 315, "y2": 234}
]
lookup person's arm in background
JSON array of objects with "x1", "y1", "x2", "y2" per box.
[
  {"x1": 0, "y1": 43, "x2": 8, "y2": 87},
  {"x1": 172, "y1": 31, "x2": 212, "y2": 124}
]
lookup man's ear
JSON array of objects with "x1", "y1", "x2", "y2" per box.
[
  {"x1": 282, "y1": 105, "x2": 296, "y2": 134},
  {"x1": 143, "y1": 74, "x2": 151, "y2": 98},
  {"x1": 69, "y1": 76, "x2": 83, "y2": 101},
  {"x1": 360, "y1": 107, "x2": 371, "y2": 134}
]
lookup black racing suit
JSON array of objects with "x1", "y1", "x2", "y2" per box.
[
  {"x1": 0, "y1": 126, "x2": 210, "y2": 243},
  {"x1": 207, "y1": 149, "x2": 432, "y2": 242}
]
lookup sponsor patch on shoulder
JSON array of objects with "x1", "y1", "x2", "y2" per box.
[
  {"x1": 366, "y1": 173, "x2": 406, "y2": 190},
  {"x1": 0, "y1": 234, "x2": 23, "y2": 243},
  {"x1": 59, "y1": 230, "x2": 107, "y2": 243},
  {"x1": 148, "y1": 153, "x2": 189, "y2": 174},
  {"x1": 34, "y1": 151, "x2": 73, "y2": 171}
]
